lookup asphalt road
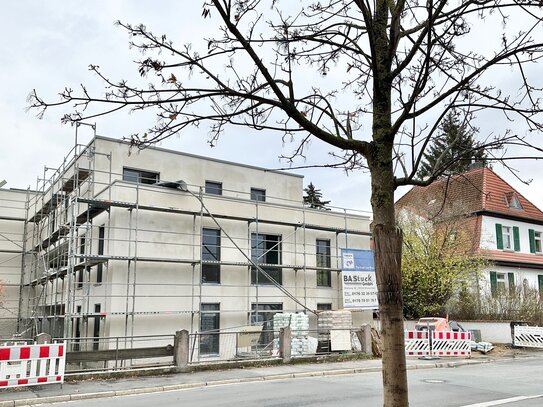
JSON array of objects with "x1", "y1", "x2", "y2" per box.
[{"x1": 44, "y1": 358, "x2": 543, "y2": 407}]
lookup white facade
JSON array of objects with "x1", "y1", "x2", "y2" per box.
[
  {"x1": 8, "y1": 136, "x2": 372, "y2": 354},
  {"x1": 479, "y1": 214, "x2": 543, "y2": 294}
]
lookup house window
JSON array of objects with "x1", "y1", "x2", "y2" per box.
[
  {"x1": 200, "y1": 303, "x2": 220, "y2": 355},
  {"x1": 538, "y1": 275, "x2": 543, "y2": 299},
  {"x1": 490, "y1": 271, "x2": 514, "y2": 297},
  {"x1": 250, "y1": 303, "x2": 282, "y2": 347},
  {"x1": 496, "y1": 224, "x2": 520, "y2": 251},
  {"x1": 96, "y1": 225, "x2": 105, "y2": 284},
  {"x1": 529, "y1": 229, "x2": 542, "y2": 254},
  {"x1": 251, "y1": 233, "x2": 282, "y2": 285},
  {"x1": 205, "y1": 181, "x2": 222, "y2": 195},
  {"x1": 316, "y1": 239, "x2": 331, "y2": 287},
  {"x1": 202, "y1": 228, "x2": 221, "y2": 284},
  {"x1": 317, "y1": 303, "x2": 332, "y2": 311},
  {"x1": 250, "y1": 188, "x2": 266, "y2": 202},
  {"x1": 93, "y1": 304, "x2": 101, "y2": 351},
  {"x1": 505, "y1": 192, "x2": 523, "y2": 210},
  {"x1": 122, "y1": 167, "x2": 159, "y2": 185}
]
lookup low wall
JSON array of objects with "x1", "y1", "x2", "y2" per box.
[{"x1": 402, "y1": 320, "x2": 512, "y2": 344}]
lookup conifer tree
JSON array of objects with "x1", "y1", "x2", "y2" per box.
[
  {"x1": 418, "y1": 112, "x2": 487, "y2": 179},
  {"x1": 303, "y1": 183, "x2": 331, "y2": 210}
]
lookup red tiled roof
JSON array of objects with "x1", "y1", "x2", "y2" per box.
[
  {"x1": 481, "y1": 249, "x2": 543, "y2": 269},
  {"x1": 396, "y1": 167, "x2": 543, "y2": 222}
]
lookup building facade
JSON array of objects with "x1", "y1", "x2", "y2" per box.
[
  {"x1": 0, "y1": 137, "x2": 372, "y2": 356},
  {"x1": 396, "y1": 167, "x2": 543, "y2": 298}
]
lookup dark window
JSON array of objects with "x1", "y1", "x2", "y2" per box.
[
  {"x1": 250, "y1": 188, "x2": 266, "y2": 202},
  {"x1": 74, "y1": 306, "x2": 82, "y2": 351},
  {"x1": 122, "y1": 168, "x2": 159, "y2": 185},
  {"x1": 77, "y1": 236, "x2": 85, "y2": 289},
  {"x1": 317, "y1": 303, "x2": 332, "y2": 311},
  {"x1": 200, "y1": 303, "x2": 220, "y2": 355},
  {"x1": 79, "y1": 236, "x2": 86, "y2": 263},
  {"x1": 97, "y1": 226, "x2": 105, "y2": 284},
  {"x1": 93, "y1": 304, "x2": 101, "y2": 351},
  {"x1": 316, "y1": 239, "x2": 331, "y2": 287},
  {"x1": 251, "y1": 233, "x2": 282, "y2": 285},
  {"x1": 205, "y1": 181, "x2": 223, "y2": 195},
  {"x1": 250, "y1": 303, "x2": 282, "y2": 347},
  {"x1": 202, "y1": 228, "x2": 221, "y2": 284}
]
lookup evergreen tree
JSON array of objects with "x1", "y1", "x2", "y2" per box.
[
  {"x1": 418, "y1": 112, "x2": 486, "y2": 179},
  {"x1": 303, "y1": 183, "x2": 331, "y2": 210}
]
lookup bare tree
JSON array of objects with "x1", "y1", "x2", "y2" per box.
[{"x1": 29, "y1": 1, "x2": 543, "y2": 405}]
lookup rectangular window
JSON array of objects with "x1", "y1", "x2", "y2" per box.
[
  {"x1": 490, "y1": 271, "x2": 514, "y2": 297},
  {"x1": 205, "y1": 181, "x2": 223, "y2": 195},
  {"x1": 529, "y1": 229, "x2": 542, "y2": 254},
  {"x1": 122, "y1": 167, "x2": 159, "y2": 185},
  {"x1": 316, "y1": 239, "x2": 331, "y2": 287},
  {"x1": 97, "y1": 225, "x2": 105, "y2": 284},
  {"x1": 200, "y1": 303, "x2": 220, "y2": 355},
  {"x1": 79, "y1": 236, "x2": 86, "y2": 263},
  {"x1": 250, "y1": 188, "x2": 266, "y2": 202},
  {"x1": 251, "y1": 233, "x2": 282, "y2": 285},
  {"x1": 202, "y1": 228, "x2": 221, "y2": 284},
  {"x1": 317, "y1": 303, "x2": 332, "y2": 311},
  {"x1": 250, "y1": 303, "x2": 282, "y2": 347},
  {"x1": 93, "y1": 304, "x2": 101, "y2": 351},
  {"x1": 502, "y1": 226, "x2": 512, "y2": 250}
]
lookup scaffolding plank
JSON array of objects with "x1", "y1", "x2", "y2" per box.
[
  {"x1": 75, "y1": 203, "x2": 109, "y2": 225},
  {"x1": 34, "y1": 225, "x2": 70, "y2": 252},
  {"x1": 28, "y1": 192, "x2": 65, "y2": 223}
]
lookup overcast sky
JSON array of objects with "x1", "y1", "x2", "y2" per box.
[{"x1": 1, "y1": 1, "x2": 541, "y2": 214}]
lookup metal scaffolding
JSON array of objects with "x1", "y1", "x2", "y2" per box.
[{"x1": 17, "y1": 136, "x2": 371, "y2": 341}]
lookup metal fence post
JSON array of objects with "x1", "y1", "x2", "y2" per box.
[
  {"x1": 279, "y1": 327, "x2": 291, "y2": 363},
  {"x1": 174, "y1": 330, "x2": 189, "y2": 371}
]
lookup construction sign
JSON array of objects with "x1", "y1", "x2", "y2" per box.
[{"x1": 341, "y1": 249, "x2": 378, "y2": 309}]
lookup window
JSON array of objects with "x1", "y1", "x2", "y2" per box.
[
  {"x1": 200, "y1": 303, "x2": 220, "y2": 355},
  {"x1": 202, "y1": 229, "x2": 221, "y2": 284},
  {"x1": 250, "y1": 188, "x2": 266, "y2": 202},
  {"x1": 316, "y1": 239, "x2": 331, "y2": 287},
  {"x1": 251, "y1": 233, "x2": 282, "y2": 285},
  {"x1": 539, "y1": 275, "x2": 543, "y2": 299},
  {"x1": 79, "y1": 236, "x2": 86, "y2": 263},
  {"x1": 96, "y1": 225, "x2": 105, "y2": 284},
  {"x1": 490, "y1": 271, "x2": 514, "y2": 297},
  {"x1": 122, "y1": 167, "x2": 159, "y2": 185},
  {"x1": 505, "y1": 192, "x2": 523, "y2": 210},
  {"x1": 250, "y1": 303, "x2": 282, "y2": 347},
  {"x1": 495, "y1": 224, "x2": 520, "y2": 251},
  {"x1": 205, "y1": 181, "x2": 222, "y2": 195},
  {"x1": 93, "y1": 304, "x2": 101, "y2": 351},
  {"x1": 317, "y1": 303, "x2": 332, "y2": 311},
  {"x1": 529, "y1": 229, "x2": 542, "y2": 254}
]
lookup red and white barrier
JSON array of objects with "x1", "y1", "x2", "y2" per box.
[
  {"x1": 0, "y1": 342, "x2": 66, "y2": 388},
  {"x1": 404, "y1": 330, "x2": 471, "y2": 357}
]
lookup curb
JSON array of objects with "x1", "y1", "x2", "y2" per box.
[{"x1": 0, "y1": 358, "x2": 508, "y2": 406}]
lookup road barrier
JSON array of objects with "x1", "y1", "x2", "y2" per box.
[
  {"x1": 0, "y1": 341, "x2": 66, "y2": 388},
  {"x1": 405, "y1": 330, "x2": 471, "y2": 357},
  {"x1": 513, "y1": 325, "x2": 543, "y2": 348}
]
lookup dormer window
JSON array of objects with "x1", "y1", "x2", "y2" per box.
[{"x1": 504, "y1": 192, "x2": 523, "y2": 210}]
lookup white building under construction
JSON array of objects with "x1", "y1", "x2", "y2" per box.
[{"x1": 0, "y1": 136, "x2": 371, "y2": 355}]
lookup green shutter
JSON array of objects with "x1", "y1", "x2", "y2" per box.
[
  {"x1": 538, "y1": 275, "x2": 543, "y2": 298},
  {"x1": 529, "y1": 229, "x2": 536, "y2": 254},
  {"x1": 495, "y1": 224, "x2": 503, "y2": 250},
  {"x1": 490, "y1": 271, "x2": 497, "y2": 297},
  {"x1": 513, "y1": 226, "x2": 520, "y2": 252},
  {"x1": 508, "y1": 273, "x2": 515, "y2": 293}
]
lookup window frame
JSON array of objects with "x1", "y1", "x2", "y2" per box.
[
  {"x1": 502, "y1": 226, "x2": 512, "y2": 250},
  {"x1": 250, "y1": 188, "x2": 266, "y2": 202},
  {"x1": 316, "y1": 239, "x2": 332, "y2": 287},
  {"x1": 317, "y1": 303, "x2": 333, "y2": 311},
  {"x1": 205, "y1": 180, "x2": 223, "y2": 195},
  {"x1": 201, "y1": 228, "x2": 221, "y2": 284},
  {"x1": 200, "y1": 303, "x2": 220, "y2": 355},
  {"x1": 122, "y1": 167, "x2": 160, "y2": 185},
  {"x1": 251, "y1": 233, "x2": 282, "y2": 285}
]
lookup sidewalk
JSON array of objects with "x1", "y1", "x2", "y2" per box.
[{"x1": 0, "y1": 350, "x2": 537, "y2": 407}]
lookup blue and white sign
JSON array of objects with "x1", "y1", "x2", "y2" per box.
[{"x1": 341, "y1": 249, "x2": 378, "y2": 309}]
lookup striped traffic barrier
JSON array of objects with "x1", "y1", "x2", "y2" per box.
[{"x1": 0, "y1": 342, "x2": 66, "y2": 388}]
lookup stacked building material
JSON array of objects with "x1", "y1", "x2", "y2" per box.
[{"x1": 273, "y1": 313, "x2": 311, "y2": 356}]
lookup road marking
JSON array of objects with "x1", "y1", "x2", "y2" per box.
[{"x1": 461, "y1": 395, "x2": 543, "y2": 407}]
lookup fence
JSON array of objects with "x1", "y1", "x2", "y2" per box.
[
  {"x1": 404, "y1": 330, "x2": 471, "y2": 357},
  {"x1": 513, "y1": 325, "x2": 543, "y2": 348},
  {"x1": 0, "y1": 341, "x2": 66, "y2": 389}
]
